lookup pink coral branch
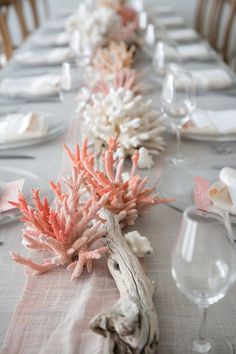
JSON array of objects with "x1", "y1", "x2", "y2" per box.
[
  {"x1": 10, "y1": 252, "x2": 57, "y2": 275},
  {"x1": 66, "y1": 138, "x2": 172, "y2": 228},
  {"x1": 11, "y1": 170, "x2": 109, "y2": 280}
]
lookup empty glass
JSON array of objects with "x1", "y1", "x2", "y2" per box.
[
  {"x1": 172, "y1": 206, "x2": 236, "y2": 354},
  {"x1": 153, "y1": 40, "x2": 181, "y2": 84},
  {"x1": 161, "y1": 70, "x2": 196, "y2": 167},
  {"x1": 60, "y1": 59, "x2": 84, "y2": 117},
  {"x1": 132, "y1": 0, "x2": 144, "y2": 13},
  {"x1": 69, "y1": 30, "x2": 92, "y2": 59}
]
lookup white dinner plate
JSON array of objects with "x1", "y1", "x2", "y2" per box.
[
  {"x1": 0, "y1": 75, "x2": 60, "y2": 98},
  {"x1": 31, "y1": 32, "x2": 69, "y2": 47},
  {"x1": 164, "y1": 119, "x2": 236, "y2": 142},
  {"x1": 14, "y1": 48, "x2": 72, "y2": 66},
  {"x1": 0, "y1": 165, "x2": 52, "y2": 226},
  {"x1": 0, "y1": 112, "x2": 66, "y2": 150}
]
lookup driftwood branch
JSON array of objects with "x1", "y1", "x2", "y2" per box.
[{"x1": 90, "y1": 211, "x2": 159, "y2": 353}]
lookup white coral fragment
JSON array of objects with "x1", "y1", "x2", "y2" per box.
[
  {"x1": 65, "y1": 5, "x2": 122, "y2": 52},
  {"x1": 138, "y1": 147, "x2": 154, "y2": 169},
  {"x1": 82, "y1": 87, "x2": 165, "y2": 156},
  {"x1": 124, "y1": 231, "x2": 153, "y2": 258}
]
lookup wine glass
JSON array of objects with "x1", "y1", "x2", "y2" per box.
[
  {"x1": 153, "y1": 40, "x2": 181, "y2": 84},
  {"x1": 161, "y1": 70, "x2": 196, "y2": 167},
  {"x1": 172, "y1": 206, "x2": 236, "y2": 354},
  {"x1": 60, "y1": 58, "x2": 84, "y2": 119},
  {"x1": 132, "y1": 0, "x2": 144, "y2": 13}
]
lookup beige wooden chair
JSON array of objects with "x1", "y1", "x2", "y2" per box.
[
  {"x1": 218, "y1": 0, "x2": 236, "y2": 62},
  {"x1": 0, "y1": 0, "x2": 30, "y2": 61},
  {"x1": 195, "y1": 0, "x2": 236, "y2": 62},
  {"x1": 0, "y1": 6, "x2": 13, "y2": 60},
  {"x1": 28, "y1": 0, "x2": 39, "y2": 28},
  {"x1": 28, "y1": 0, "x2": 50, "y2": 29},
  {"x1": 1, "y1": 0, "x2": 29, "y2": 39},
  {"x1": 195, "y1": 0, "x2": 225, "y2": 49}
]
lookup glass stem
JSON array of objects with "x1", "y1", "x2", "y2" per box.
[
  {"x1": 175, "y1": 125, "x2": 182, "y2": 160},
  {"x1": 198, "y1": 307, "x2": 207, "y2": 341},
  {"x1": 192, "y1": 306, "x2": 212, "y2": 353}
]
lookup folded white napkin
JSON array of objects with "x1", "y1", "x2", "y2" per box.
[
  {"x1": 14, "y1": 48, "x2": 71, "y2": 65},
  {"x1": 33, "y1": 32, "x2": 69, "y2": 46},
  {"x1": 167, "y1": 28, "x2": 199, "y2": 41},
  {"x1": 190, "y1": 109, "x2": 236, "y2": 134},
  {"x1": 220, "y1": 167, "x2": 236, "y2": 206},
  {"x1": 43, "y1": 20, "x2": 65, "y2": 31},
  {"x1": 157, "y1": 16, "x2": 184, "y2": 26},
  {"x1": 170, "y1": 65, "x2": 233, "y2": 89},
  {"x1": 154, "y1": 5, "x2": 174, "y2": 14},
  {"x1": 0, "y1": 75, "x2": 60, "y2": 97},
  {"x1": 0, "y1": 112, "x2": 48, "y2": 142},
  {"x1": 178, "y1": 43, "x2": 211, "y2": 59},
  {"x1": 208, "y1": 167, "x2": 236, "y2": 214}
]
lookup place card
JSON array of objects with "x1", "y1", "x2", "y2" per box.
[
  {"x1": 194, "y1": 176, "x2": 211, "y2": 210},
  {"x1": 0, "y1": 179, "x2": 25, "y2": 213}
]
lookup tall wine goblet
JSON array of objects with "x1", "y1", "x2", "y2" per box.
[
  {"x1": 153, "y1": 40, "x2": 181, "y2": 85},
  {"x1": 172, "y1": 206, "x2": 236, "y2": 354},
  {"x1": 161, "y1": 70, "x2": 196, "y2": 167}
]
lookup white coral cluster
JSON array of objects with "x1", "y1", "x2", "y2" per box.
[
  {"x1": 65, "y1": 5, "x2": 122, "y2": 52},
  {"x1": 82, "y1": 87, "x2": 165, "y2": 159}
]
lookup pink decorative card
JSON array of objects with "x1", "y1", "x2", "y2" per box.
[{"x1": 0, "y1": 178, "x2": 25, "y2": 213}]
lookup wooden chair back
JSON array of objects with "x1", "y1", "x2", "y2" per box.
[
  {"x1": 195, "y1": 0, "x2": 236, "y2": 61},
  {"x1": 28, "y1": 0, "x2": 39, "y2": 28},
  {"x1": 0, "y1": 6, "x2": 13, "y2": 60},
  {"x1": 1, "y1": 0, "x2": 29, "y2": 39},
  {"x1": 219, "y1": 0, "x2": 236, "y2": 62}
]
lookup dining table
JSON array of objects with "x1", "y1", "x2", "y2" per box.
[{"x1": 0, "y1": 4, "x2": 236, "y2": 354}]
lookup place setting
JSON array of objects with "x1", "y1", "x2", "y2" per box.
[
  {"x1": 156, "y1": 68, "x2": 236, "y2": 230},
  {"x1": 0, "y1": 109, "x2": 66, "y2": 150},
  {"x1": 0, "y1": 164, "x2": 51, "y2": 227},
  {"x1": 13, "y1": 47, "x2": 72, "y2": 67}
]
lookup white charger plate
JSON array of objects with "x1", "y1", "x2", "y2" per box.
[
  {"x1": 0, "y1": 75, "x2": 60, "y2": 99},
  {"x1": 164, "y1": 119, "x2": 236, "y2": 142},
  {"x1": 14, "y1": 48, "x2": 71, "y2": 66},
  {"x1": 0, "y1": 112, "x2": 66, "y2": 150}
]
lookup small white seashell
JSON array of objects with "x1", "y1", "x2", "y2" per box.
[
  {"x1": 124, "y1": 231, "x2": 153, "y2": 258},
  {"x1": 138, "y1": 147, "x2": 154, "y2": 169}
]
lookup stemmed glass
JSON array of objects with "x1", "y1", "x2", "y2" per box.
[
  {"x1": 60, "y1": 59, "x2": 84, "y2": 116},
  {"x1": 161, "y1": 70, "x2": 196, "y2": 167},
  {"x1": 153, "y1": 40, "x2": 181, "y2": 85},
  {"x1": 132, "y1": 0, "x2": 144, "y2": 13},
  {"x1": 172, "y1": 206, "x2": 236, "y2": 354}
]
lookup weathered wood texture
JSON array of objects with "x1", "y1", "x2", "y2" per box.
[{"x1": 90, "y1": 211, "x2": 159, "y2": 354}]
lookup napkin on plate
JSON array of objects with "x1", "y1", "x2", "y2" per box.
[
  {"x1": 14, "y1": 48, "x2": 71, "y2": 65},
  {"x1": 157, "y1": 16, "x2": 184, "y2": 27},
  {"x1": 154, "y1": 5, "x2": 174, "y2": 14},
  {"x1": 0, "y1": 75, "x2": 60, "y2": 97},
  {"x1": 43, "y1": 20, "x2": 65, "y2": 31},
  {"x1": 32, "y1": 32, "x2": 69, "y2": 46},
  {"x1": 208, "y1": 167, "x2": 236, "y2": 214},
  {"x1": 178, "y1": 43, "x2": 212, "y2": 60},
  {"x1": 189, "y1": 109, "x2": 236, "y2": 134},
  {"x1": 167, "y1": 28, "x2": 199, "y2": 41},
  {"x1": 0, "y1": 112, "x2": 48, "y2": 142},
  {"x1": 170, "y1": 65, "x2": 233, "y2": 89}
]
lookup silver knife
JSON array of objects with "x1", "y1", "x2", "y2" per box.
[{"x1": 0, "y1": 155, "x2": 35, "y2": 159}]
